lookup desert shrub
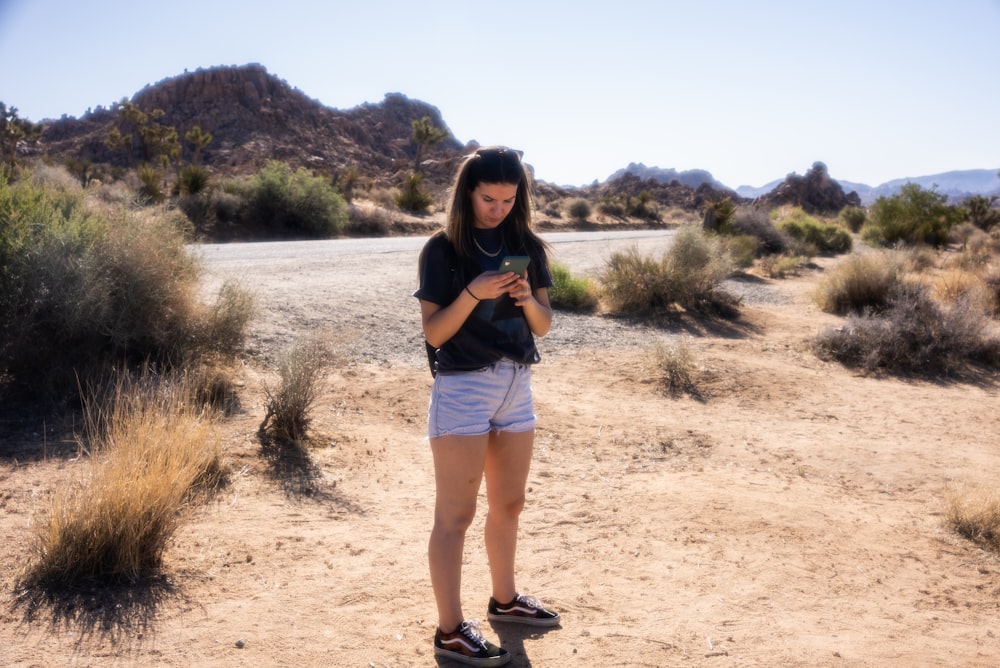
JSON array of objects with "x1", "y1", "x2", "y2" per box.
[
  {"x1": 396, "y1": 171, "x2": 434, "y2": 212},
  {"x1": 601, "y1": 225, "x2": 738, "y2": 316},
  {"x1": 702, "y1": 198, "x2": 736, "y2": 233},
  {"x1": 813, "y1": 282, "x2": 1000, "y2": 374},
  {"x1": 756, "y1": 254, "x2": 811, "y2": 278},
  {"x1": 137, "y1": 162, "x2": 164, "y2": 203},
  {"x1": 862, "y1": 183, "x2": 964, "y2": 247},
  {"x1": 962, "y1": 194, "x2": 1000, "y2": 232},
  {"x1": 653, "y1": 339, "x2": 699, "y2": 397},
  {"x1": 945, "y1": 485, "x2": 1000, "y2": 553},
  {"x1": 775, "y1": 207, "x2": 852, "y2": 255},
  {"x1": 177, "y1": 164, "x2": 210, "y2": 195},
  {"x1": 548, "y1": 261, "x2": 599, "y2": 312},
  {"x1": 239, "y1": 160, "x2": 348, "y2": 237},
  {"x1": 596, "y1": 198, "x2": 625, "y2": 217},
  {"x1": 566, "y1": 198, "x2": 591, "y2": 222},
  {"x1": 931, "y1": 268, "x2": 990, "y2": 311},
  {"x1": 839, "y1": 205, "x2": 867, "y2": 233},
  {"x1": 17, "y1": 374, "x2": 225, "y2": 589},
  {"x1": 260, "y1": 334, "x2": 333, "y2": 443},
  {"x1": 346, "y1": 201, "x2": 394, "y2": 236},
  {"x1": 720, "y1": 234, "x2": 759, "y2": 269},
  {"x1": 813, "y1": 252, "x2": 904, "y2": 315},
  {"x1": 728, "y1": 206, "x2": 787, "y2": 255},
  {"x1": 0, "y1": 173, "x2": 253, "y2": 404},
  {"x1": 983, "y1": 266, "x2": 1000, "y2": 316}
]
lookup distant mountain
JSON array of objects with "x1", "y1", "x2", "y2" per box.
[{"x1": 737, "y1": 169, "x2": 1000, "y2": 205}]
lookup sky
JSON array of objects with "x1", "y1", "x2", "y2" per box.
[{"x1": 0, "y1": 0, "x2": 998, "y2": 189}]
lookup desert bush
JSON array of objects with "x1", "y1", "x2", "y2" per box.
[
  {"x1": 238, "y1": 160, "x2": 348, "y2": 237},
  {"x1": 548, "y1": 261, "x2": 599, "y2": 312},
  {"x1": 728, "y1": 206, "x2": 787, "y2": 255},
  {"x1": 862, "y1": 183, "x2": 964, "y2": 247},
  {"x1": 346, "y1": 201, "x2": 394, "y2": 236},
  {"x1": 756, "y1": 254, "x2": 810, "y2": 278},
  {"x1": 17, "y1": 374, "x2": 225, "y2": 589},
  {"x1": 931, "y1": 268, "x2": 990, "y2": 311},
  {"x1": 813, "y1": 281, "x2": 1000, "y2": 374},
  {"x1": 774, "y1": 207, "x2": 852, "y2": 254},
  {"x1": 962, "y1": 194, "x2": 1000, "y2": 232},
  {"x1": 813, "y1": 252, "x2": 904, "y2": 315},
  {"x1": 566, "y1": 198, "x2": 591, "y2": 222},
  {"x1": 396, "y1": 171, "x2": 434, "y2": 212},
  {"x1": 839, "y1": 205, "x2": 867, "y2": 233},
  {"x1": 945, "y1": 485, "x2": 1000, "y2": 553},
  {"x1": 137, "y1": 162, "x2": 165, "y2": 203},
  {"x1": 601, "y1": 225, "x2": 738, "y2": 316},
  {"x1": 983, "y1": 266, "x2": 1000, "y2": 316},
  {"x1": 720, "y1": 234, "x2": 759, "y2": 269},
  {"x1": 260, "y1": 334, "x2": 334, "y2": 443},
  {"x1": 177, "y1": 164, "x2": 210, "y2": 195},
  {"x1": 596, "y1": 198, "x2": 625, "y2": 218},
  {"x1": 653, "y1": 339, "x2": 699, "y2": 397},
  {"x1": 0, "y1": 172, "x2": 253, "y2": 404}
]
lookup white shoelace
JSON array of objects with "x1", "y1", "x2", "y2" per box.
[{"x1": 459, "y1": 619, "x2": 487, "y2": 647}]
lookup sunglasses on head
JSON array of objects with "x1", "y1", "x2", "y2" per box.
[{"x1": 473, "y1": 146, "x2": 524, "y2": 162}]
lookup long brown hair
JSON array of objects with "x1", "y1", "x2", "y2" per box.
[{"x1": 444, "y1": 146, "x2": 549, "y2": 268}]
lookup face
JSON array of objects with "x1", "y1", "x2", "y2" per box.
[{"x1": 470, "y1": 182, "x2": 518, "y2": 229}]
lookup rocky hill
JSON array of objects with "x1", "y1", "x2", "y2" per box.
[{"x1": 33, "y1": 63, "x2": 467, "y2": 189}]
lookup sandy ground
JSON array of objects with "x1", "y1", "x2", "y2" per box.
[{"x1": 2, "y1": 230, "x2": 999, "y2": 667}]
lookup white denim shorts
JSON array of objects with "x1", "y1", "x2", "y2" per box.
[{"x1": 428, "y1": 359, "x2": 536, "y2": 439}]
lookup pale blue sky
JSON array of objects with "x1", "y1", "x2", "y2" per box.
[{"x1": 1, "y1": 0, "x2": 997, "y2": 188}]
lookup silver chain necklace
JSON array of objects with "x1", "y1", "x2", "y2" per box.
[{"x1": 473, "y1": 234, "x2": 503, "y2": 257}]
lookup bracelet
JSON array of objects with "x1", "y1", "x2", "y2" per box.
[{"x1": 465, "y1": 285, "x2": 481, "y2": 301}]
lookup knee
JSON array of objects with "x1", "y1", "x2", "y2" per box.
[
  {"x1": 434, "y1": 508, "x2": 477, "y2": 537},
  {"x1": 492, "y1": 494, "x2": 526, "y2": 521}
]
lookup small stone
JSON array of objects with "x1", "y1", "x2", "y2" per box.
[{"x1": 235, "y1": 638, "x2": 246, "y2": 649}]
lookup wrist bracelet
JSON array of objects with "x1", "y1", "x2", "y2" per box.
[{"x1": 465, "y1": 285, "x2": 481, "y2": 301}]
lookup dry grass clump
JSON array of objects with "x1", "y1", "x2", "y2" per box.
[
  {"x1": 652, "y1": 339, "x2": 700, "y2": 397},
  {"x1": 813, "y1": 252, "x2": 904, "y2": 315},
  {"x1": 945, "y1": 485, "x2": 1000, "y2": 554},
  {"x1": 601, "y1": 225, "x2": 739, "y2": 317},
  {"x1": 17, "y1": 374, "x2": 226, "y2": 590},
  {"x1": 259, "y1": 334, "x2": 334, "y2": 443}
]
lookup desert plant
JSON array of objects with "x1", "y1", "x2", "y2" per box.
[
  {"x1": 728, "y1": 206, "x2": 787, "y2": 255},
  {"x1": 945, "y1": 485, "x2": 1000, "y2": 553},
  {"x1": 839, "y1": 205, "x2": 867, "y2": 233},
  {"x1": 566, "y1": 198, "x2": 591, "y2": 222},
  {"x1": 411, "y1": 116, "x2": 447, "y2": 172},
  {"x1": 260, "y1": 334, "x2": 333, "y2": 443},
  {"x1": 813, "y1": 281, "x2": 1000, "y2": 374},
  {"x1": 863, "y1": 183, "x2": 964, "y2": 247},
  {"x1": 548, "y1": 261, "x2": 599, "y2": 312},
  {"x1": 653, "y1": 339, "x2": 699, "y2": 397},
  {"x1": 396, "y1": 171, "x2": 434, "y2": 212},
  {"x1": 17, "y1": 374, "x2": 225, "y2": 589},
  {"x1": 774, "y1": 207, "x2": 852, "y2": 254},
  {"x1": 346, "y1": 201, "x2": 394, "y2": 236},
  {"x1": 177, "y1": 164, "x2": 210, "y2": 195},
  {"x1": 601, "y1": 225, "x2": 738, "y2": 316},
  {"x1": 0, "y1": 171, "x2": 252, "y2": 404},
  {"x1": 813, "y1": 252, "x2": 905, "y2": 315},
  {"x1": 137, "y1": 162, "x2": 165, "y2": 203},
  {"x1": 239, "y1": 160, "x2": 348, "y2": 237},
  {"x1": 962, "y1": 194, "x2": 1000, "y2": 232}
]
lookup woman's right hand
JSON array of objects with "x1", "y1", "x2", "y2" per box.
[{"x1": 468, "y1": 270, "x2": 521, "y2": 301}]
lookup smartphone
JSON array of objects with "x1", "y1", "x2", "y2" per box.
[{"x1": 499, "y1": 255, "x2": 530, "y2": 276}]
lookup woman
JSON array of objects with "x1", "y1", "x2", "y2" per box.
[{"x1": 414, "y1": 146, "x2": 561, "y2": 666}]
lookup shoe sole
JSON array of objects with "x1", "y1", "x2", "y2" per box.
[
  {"x1": 487, "y1": 612, "x2": 561, "y2": 627},
  {"x1": 433, "y1": 646, "x2": 511, "y2": 666}
]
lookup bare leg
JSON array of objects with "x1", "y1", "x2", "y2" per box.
[
  {"x1": 483, "y1": 428, "x2": 535, "y2": 604},
  {"x1": 428, "y1": 433, "x2": 489, "y2": 632}
]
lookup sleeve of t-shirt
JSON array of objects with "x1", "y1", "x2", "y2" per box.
[{"x1": 412, "y1": 236, "x2": 454, "y2": 306}]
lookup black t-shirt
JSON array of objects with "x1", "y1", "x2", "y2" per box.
[{"x1": 413, "y1": 230, "x2": 553, "y2": 373}]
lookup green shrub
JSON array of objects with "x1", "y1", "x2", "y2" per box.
[
  {"x1": 813, "y1": 281, "x2": 1000, "y2": 375},
  {"x1": 720, "y1": 234, "x2": 759, "y2": 269},
  {"x1": 813, "y1": 252, "x2": 903, "y2": 315},
  {"x1": 728, "y1": 206, "x2": 786, "y2": 255},
  {"x1": 963, "y1": 194, "x2": 1000, "y2": 232},
  {"x1": 566, "y1": 198, "x2": 591, "y2": 222},
  {"x1": 137, "y1": 162, "x2": 164, "y2": 203},
  {"x1": 548, "y1": 261, "x2": 599, "y2": 312},
  {"x1": 862, "y1": 183, "x2": 964, "y2": 247},
  {"x1": 240, "y1": 160, "x2": 348, "y2": 237},
  {"x1": 0, "y1": 171, "x2": 253, "y2": 404},
  {"x1": 601, "y1": 225, "x2": 738, "y2": 316},
  {"x1": 839, "y1": 205, "x2": 867, "y2": 233},
  {"x1": 774, "y1": 207, "x2": 852, "y2": 254},
  {"x1": 178, "y1": 164, "x2": 210, "y2": 195},
  {"x1": 395, "y1": 171, "x2": 434, "y2": 212}
]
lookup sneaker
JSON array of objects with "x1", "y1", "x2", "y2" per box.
[
  {"x1": 433, "y1": 619, "x2": 511, "y2": 666},
  {"x1": 487, "y1": 593, "x2": 561, "y2": 627}
]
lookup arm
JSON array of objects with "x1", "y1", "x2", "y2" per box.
[
  {"x1": 420, "y1": 270, "x2": 535, "y2": 347},
  {"x1": 508, "y1": 275, "x2": 553, "y2": 337}
]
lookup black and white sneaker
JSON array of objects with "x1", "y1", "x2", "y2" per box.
[
  {"x1": 487, "y1": 593, "x2": 561, "y2": 627},
  {"x1": 433, "y1": 619, "x2": 511, "y2": 666}
]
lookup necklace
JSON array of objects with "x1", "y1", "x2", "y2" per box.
[{"x1": 472, "y1": 233, "x2": 503, "y2": 257}]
